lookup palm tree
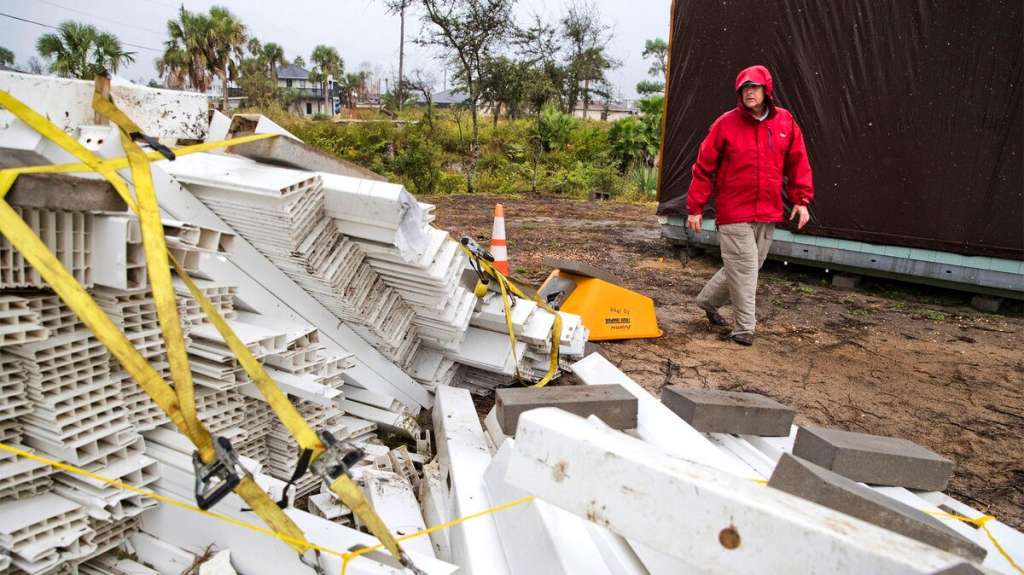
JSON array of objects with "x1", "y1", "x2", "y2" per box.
[
  {"x1": 158, "y1": 7, "x2": 210, "y2": 91},
  {"x1": 0, "y1": 46, "x2": 14, "y2": 67},
  {"x1": 262, "y1": 42, "x2": 286, "y2": 83},
  {"x1": 205, "y1": 6, "x2": 247, "y2": 110},
  {"x1": 37, "y1": 21, "x2": 135, "y2": 79},
  {"x1": 310, "y1": 45, "x2": 343, "y2": 116}
]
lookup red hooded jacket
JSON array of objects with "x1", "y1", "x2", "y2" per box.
[{"x1": 686, "y1": 65, "x2": 814, "y2": 225}]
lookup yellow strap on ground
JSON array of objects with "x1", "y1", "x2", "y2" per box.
[
  {"x1": 460, "y1": 245, "x2": 562, "y2": 387},
  {"x1": 925, "y1": 511, "x2": 1023, "y2": 574}
]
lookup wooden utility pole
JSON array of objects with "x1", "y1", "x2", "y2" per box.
[{"x1": 397, "y1": 2, "x2": 406, "y2": 110}]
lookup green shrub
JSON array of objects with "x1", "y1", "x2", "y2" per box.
[{"x1": 394, "y1": 126, "x2": 445, "y2": 196}]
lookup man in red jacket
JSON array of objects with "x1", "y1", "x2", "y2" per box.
[{"x1": 687, "y1": 65, "x2": 814, "y2": 346}]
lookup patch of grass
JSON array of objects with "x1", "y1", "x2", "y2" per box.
[
  {"x1": 914, "y1": 308, "x2": 946, "y2": 322},
  {"x1": 797, "y1": 284, "x2": 815, "y2": 294}
]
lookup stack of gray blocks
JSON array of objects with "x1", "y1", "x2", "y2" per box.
[
  {"x1": 495, "y1": 384, "x2": 637, "y2": 436},
  {"x1": 660, "y1": 386, "x2": 794, "y2": 436}
]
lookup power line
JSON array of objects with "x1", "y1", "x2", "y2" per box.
[
  {"x1": 33, "y1": 0, "x2": 166, "y2": 35},
  {"x1": 0, "y1": 11, "x2": 162, "y2": 53}
]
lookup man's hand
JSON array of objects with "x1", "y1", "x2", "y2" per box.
[
  {"x1": 790, "y1": 205, "x2": 810, "y2": 230},
  {"x1": 687, "y1": 214, "x2": 703, "y2": 232}
]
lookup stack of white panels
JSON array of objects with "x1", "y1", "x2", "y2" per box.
[
  {"x1": 0, "y1": 208, "x2": 92, "y2": 289},
  {"x1": 0, "y1": 295, "x2": 49, "y2": 346},
  {"x1": 172, "y1": 277, "x2": 238, "y2": 326},
  {"x1": 0, "y1": 493, "x2": 93, "y2": 574},
  {"x1": 6, "y1": 331, "x2": 139, "y2": 467},
  {"x1": 451, "y1": 293, "x2": 589, "y2": 395},
  {"x1": 163, "y1": 153, "x2": 422, "y2": 370},
  {"x1": 21, "y1": 294, "x2": 79, "y2": 336},
  {"x1": 94, "y1": 287, "x2": 170, "y2": 432},
  {"x1": 321, "y1": 174, "x2": 475, "y2": 356}
]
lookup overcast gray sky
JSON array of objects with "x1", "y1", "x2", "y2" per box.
[{"x1": 0, "y1": 0, "x2": 671, "y2": 99}]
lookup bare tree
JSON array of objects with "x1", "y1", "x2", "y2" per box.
[
  {"x1": 405, "y1": 68, "x2": 437, "y2": 127},
  {"x1": 417, "y1": 0, "x2": 515, "y2": 193}
]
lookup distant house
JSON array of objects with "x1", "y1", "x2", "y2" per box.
[
  {"x1": 427, "y1": 88, "x2": 469, "y2": 108},
  {"x1": 573, "y1": 100, "x2": 637, "y2": 121},
  {"x1": 225, "y1": 64, "x2": 336, "y2": 115},
  {"x1": 276, "y1": 64, "x2": 334, "y2": 117}
]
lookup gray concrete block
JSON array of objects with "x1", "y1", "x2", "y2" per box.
[
  {"x1": 769, "y1": 454, "x2": 986, "y2": 562},
  {"x1": 542, "y1": 257, "x2": 622, "y2": 284},
  {"x1": 660, "y1": 386, "x2": 794, "y2": 436},
  {"x1": 792, "y1": 426, "x2": 953, "y2": 491},
  {"x1": 970, "y1": 295, "x2": 1002, "y2": 313},
  {"x1": 230, "y1": 134, "x2": 388, "y2": 181},
  {"x1": 495, "y1": 384, "x2": 637, "y2": 435},
  {"x1": 831, "y1": 274, "x2": 862, "y2": 290},
  {"x1": 7, "y1": 173, "x2": 127, "y2": 212}
]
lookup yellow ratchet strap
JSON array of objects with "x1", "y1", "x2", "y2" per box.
[
  {"x1": 0, "y1": 88, "x2": 310, "y2": 554},
  {"x1": 460, "y1": 245, "x2": 563, "y2": 387},
  {"x1": 88, "y1": 83, "x2": 407, "y2": 563}
]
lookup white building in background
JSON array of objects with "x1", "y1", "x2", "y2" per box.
[{"x1": 572, "y1": 99, "x2": 638, "y2": 121}]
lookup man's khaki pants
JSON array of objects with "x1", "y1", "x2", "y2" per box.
[{"x1": 696, "y1": 222, "x2": 775, "y2": 336}]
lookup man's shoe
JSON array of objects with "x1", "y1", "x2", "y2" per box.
[
  {"x1": 705, "y1": 309, "x2": 729, "y2": 327},
  {"x1": 729, "y1": 332, "x2": 754, "y2": 346}
]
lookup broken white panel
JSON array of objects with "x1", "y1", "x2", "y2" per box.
[
  {"x1": 238, "y1": 368, "x2": 341, "y2": 408},
  {"x1": 484, "y1": 439, "x2": 617, "y2": 575},
  {"x1": 163, "y1": 218, "x2": 235, "y2": 254},
  {"x1": 207, "y1": 109, "x2": 232, "y2": 143},
  {"x1": 431, "y1": 385, "x2": 510, "y2": 575},
  {"x1": 320, "y1": 172, "x2": 429, "y2": 260},
  {"x1": 417, "y1": 461, "x2": 451, "y2": 563},
  {"x1": 340, "y1": 400, "x2": 418, "y2": 438},
  {"x1": 128, "y1": 532, "x2": 210, "y2": 575},
  {"x1": 0, "y1": 493, "x2": 92, "y2": 573},
  {"x1": 362, "y1": 469, "x2": 435, "y2": 558},
  {"x1": 573, "y1": 353, "x2": 750, "y2": 476},
  {"x1": 343, "y1": 386, "x2": 404, "y2": 412},
  {"x1": 507, "y1": 408, "x2": 970, "y2": 575},
  {"x1": 471, "y1": 293, "x2": 537, "y2": 336},
  {"x1": 226, "y1": 112, "x2": 301, "y2": 141},
  {"x1": 483, "y1": 408, "x2": 508, "y2": 455},
  {"x1": 449, "y1": 327, "x2": 525, "y2": 375},
  {"x1": 146, "y1": 159, "x2": 430, "y2": 409},
  {"x1": 0, "y1": 71, "x2": 208, "y2": 140},
  {"x1": 80, "y1": 551, "x2": 161, "y2": 575}
]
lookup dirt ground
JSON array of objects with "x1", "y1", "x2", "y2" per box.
[{"x1": 424, "y1": 193, "x2": 1024, "y2": 531}]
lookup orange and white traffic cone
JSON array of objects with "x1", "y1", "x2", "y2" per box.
[{"x1": 490, "y1": 203, "x2": 510, "y2": 275}]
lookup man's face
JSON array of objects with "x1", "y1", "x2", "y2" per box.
[{"x1": 741, "y1": 84, "x2": 765, "y2": 110}]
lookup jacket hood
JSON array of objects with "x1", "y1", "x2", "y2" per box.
[{"x1": 735, "y1": 65, "x2": 774, "y2": 99}]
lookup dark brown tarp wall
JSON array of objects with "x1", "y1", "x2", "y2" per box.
[{"x1": 657, "y1": 0, "x2": 1023, "y2": 260}]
